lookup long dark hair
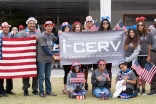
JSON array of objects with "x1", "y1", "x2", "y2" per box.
[
  {"x1": 124, "y1": 29, "x2": 138, "y2": 50},
  {"x1": 62, "y1": 26, "x2": 71, "y2": 32},
  {"x1": 136, "y1": 21, "x2": 148, "y2": 38},
  {"x1": 99, "y1": 19, "x2": 112, "y2": 31},
  {"x1": 71, "y1": 66, "x2": 81, "y2": 73}
]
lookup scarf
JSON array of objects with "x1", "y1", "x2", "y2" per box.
[
  {"x1": 118, "y1": 69, "x2": 132, "y2": 80},
  {"x1": 1, "y1": 32, "x2": 11, "y2": 38},
  {"x1": 25, "y1": 28, "x2": 38, "y2": 37}
]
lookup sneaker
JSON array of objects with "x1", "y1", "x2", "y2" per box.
[
  {"x1": 0, "y1": 93, "x2": 8, "y2": 97},
  {"x1": 141, "y1": 89, "x2": 146, "y2": 95},
  {"x1": 46, "y1": 92, "x2": 57, "y2": 96},
  {"x1": 40, "y1": 93, "x2": 46, "y2": 98},
  {"x1": 6, "y1": 91, "x2": 15, "y2": 95},
  {"x1": 24, "y1": 90, "x2": 29, "y2": 96},
  {"x1": 147, "y1": 92, "x2": 156, "y2": 95},
  {"x1": 32, "y1": 91, "x2": 38, "y2": 95},
  {"x1": 53, "y1": 65, "x2": 56, "y2": 69},
  {"x1": 136, "y1": 88, "x2": 140, "y2": 95}
]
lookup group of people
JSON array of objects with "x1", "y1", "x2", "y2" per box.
[{"x1": 0, "y1": 15, "x2": 156, "y2": 99}]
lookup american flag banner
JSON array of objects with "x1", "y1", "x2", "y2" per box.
[
  {"x1": 89, "y1": 19, "x2": 99, "y2": 31},
  {"x1": 131, "y1": 60, "x2": 144, "y2": 75},
  {"x1": 70, "y1": 73, "x2": 85, "y2": 83},
  {"x1": 139, "y1": 62, "x2": 156, "y2": 84},
  {"x1": 0, "y1": 37, "x2": 37, "y2": 79}
]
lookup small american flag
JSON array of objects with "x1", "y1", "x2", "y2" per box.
[
  {"x1": 102, "y1": 73, "x2": 109, "y2": 79},
  {"x1": 0, "y1": 37, "x2": 37, "y2": 79},
  {"x1": 115, "y1": 20, "x2": 127, "y2": 31},
  {"x1": 131, "y1": 60, "x2": 144, "y2": 75},
  {"x1": 89, "y1": 19, "x2": 99, "y2": 32},
  {"x1": 70, "y1": 73, "x2": 85, "y2": 83}
]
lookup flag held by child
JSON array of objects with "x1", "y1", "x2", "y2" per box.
[{"x1": 70, "y1": 73, "x2": 85, "y2": 83}]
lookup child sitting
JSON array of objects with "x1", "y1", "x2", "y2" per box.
[
  {"x1": 113, "y1": 61, "x2": 137, "y2": 98},
  {"x1": 66, "y1": 62, "x2": 86, "y2": 98},
  {"x1": 91, "y1": 59, "x2": 111, "y2": 98}
]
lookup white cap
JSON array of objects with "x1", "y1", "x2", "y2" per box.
[
  {"x1": 154, "y1": 19, "x2": 156, "y2": 22},
  {"x1": 26, "y1": 17, "x2": 37, "y2": 24},
  {"x1": 1, "y1": 22, "x2": 11, "y2": 27},
  {"x1": 85, "y1": 16, "x2": 94, "y2": 24}
]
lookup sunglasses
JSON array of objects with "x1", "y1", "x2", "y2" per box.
[
  {"x1": 99, "y1": 64, "x2": 106, "y2": 66},
  {"x1": 75, "y1": 66, "x2": 80, "y2": 68},
  {"x1": 103, "y1": 22, "x2": 109, "y2": 24},
  {"x1": 137, "y1": 24, "x2": 144, "y2": 27}
]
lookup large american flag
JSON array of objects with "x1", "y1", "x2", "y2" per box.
[
  {"x1": 0, "y1": 37, "x2": 37, "y2": 79},
  {"x1": 70, "y1": 73, "x2": 85, "y2": 83},
  {"x1": 89, "y1": 20, "x2": 99, "y2": 32},
  {"x1": 132, "y1": 60, "x2": 156, "y2": 84}
]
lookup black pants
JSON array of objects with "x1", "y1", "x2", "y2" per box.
[
  {"x1": 0, "y1": 79, "x2": 13, "y2": 94},
  {"x1": 138, "y1": 56, "x2": 147, "y2": 68},
  {"x1": 22, "y1": 77, "x2": 38, "y2": 92},
  {"x1": 63, "y1": 65, "x2": 71, "y2": 84}
]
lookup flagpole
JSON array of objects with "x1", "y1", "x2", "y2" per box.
[{"x1": 113, "y1": 19, "x2": 122, "y2": 30}]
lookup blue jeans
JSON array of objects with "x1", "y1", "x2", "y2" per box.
[
  {"x1": 93, "y1": 87, "x2": 109, "y2": 98},
  {"x1": 38, "y1": 61, "x2": 52, "y2": 94}
]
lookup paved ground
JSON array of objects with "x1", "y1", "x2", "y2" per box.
[{"x1": 51, "y1": 66, "x2": 120, "y2": 77}]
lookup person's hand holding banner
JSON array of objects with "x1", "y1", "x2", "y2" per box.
[{"x1": 52, "y1": 55, "x2": 62, "y2": 61}]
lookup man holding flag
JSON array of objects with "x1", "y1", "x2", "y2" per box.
[
  {"x1": 18, "y1": 17, "x2": 40, "y2": 96},
  {"x1": 0, "y1": 22, "x2": 15, "y2": 97},
  {"x1": 146, "y1": 19, "x2": 156, "y2": 95}
]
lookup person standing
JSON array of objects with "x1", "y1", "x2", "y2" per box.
[
  {"x1": 146, "y1": 19, "x2": 156, "y2": 95},
  {"x1": 58, "y1": 22, "x2": 72, "y2": 94},
  {"x1": 83, "y1": 16, "x2": 96, "y2": 90},
  {"x1": 136, "y1": 17, "x2": 148, "y2": 95},
  {"x1": 0, "y1": 22, "x2": 16, "y2": 97},
  {"x1": 18, "y1": 25, "x2": 24, "y2": 31},
  {"x1": 37, "y1": 21, "x2": 61, "y2": 97},
  {"x1": 18, "y1": 17, "x2": 40, "y2": 96}
]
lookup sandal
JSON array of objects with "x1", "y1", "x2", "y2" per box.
[{"x1": 62, "y1": 89, "x2": 68, "y2": 94}]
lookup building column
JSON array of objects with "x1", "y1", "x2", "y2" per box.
[{"x1": 100, "y1": 0, "x2": 111, "y2": 22}]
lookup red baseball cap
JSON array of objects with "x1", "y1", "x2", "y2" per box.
[
  {"x1": 44, "y1": 21, "x2": 55, "y2": 27},
  {"x1": 19, "y1": 25, "x2": 24, "y2": 30}
]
